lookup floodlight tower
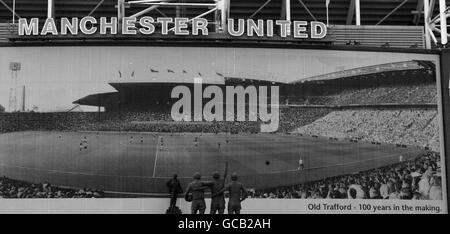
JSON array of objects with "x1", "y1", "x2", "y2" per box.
[
  {"x1": 8, "y1": 62, "x2": 20, "y2": 112},
  {"x1": 21, "y1": 85, "x2": 26, "y2": 112}
]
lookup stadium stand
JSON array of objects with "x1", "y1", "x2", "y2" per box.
[
  {"x1": 0, "y1": 58, "x2": 442, "y2": 199},
  {"x1": 278, "y1": 107, "x2": 332, "y2": 133},
  {"x1": 0, "y1": 107, "x2": 333, "y2": 134},
  {"x1": 251, "y1": 151, "x2": 442, "y2": 200},
  {"x1": 0, "y1": 86, "x2": 442, "y2": 200},
  {"x1": 295, "y1": 109, "x2": 440, "y2": 152},
  {"x1": 0, "y1": 176, "x2": 104, "y2": 198},
  {"x1": 0, "y1": 73, "x2": 439, "y2": 139},
  {"x1": 285, "y1": 83, "x2": 437, "y2": 105}
]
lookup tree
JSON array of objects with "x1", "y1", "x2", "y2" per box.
[{"x1": 0, "y1": 104, "x2": 5, "y2": 113}]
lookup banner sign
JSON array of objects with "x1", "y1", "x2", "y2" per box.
[
  {"x1": 0, "y1": 46, "x2": 447, "y2": 216},
  {"x1": 17, "y1": 17, "x2": 328, "y2": 39}
]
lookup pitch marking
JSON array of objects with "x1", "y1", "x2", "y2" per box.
[{"x1": 152, "y1": 136, "x2": 162, "y2": 178}]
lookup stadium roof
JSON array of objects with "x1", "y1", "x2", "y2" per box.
[
  {"x1": 73, "y1": 77, "x2": 286, "y2": 107},
  {"x1": 0, "y1": 0, "x2": 448, "y2": 26},
  {"x1": 290, "y1": 60, "x2": 435, "y2": 83},
  {"x1": 109, "y1": 80, "x2": 222, "y2": 90},
  {"x1": 73, "y1": 81, "x2": 223, "y2": 107},
  {"x1": 73, "y1": 92, "x2": 118, "y2": 106},
  {"x1": 74, "y1": 60, "x2": 434, "y2": 108}
]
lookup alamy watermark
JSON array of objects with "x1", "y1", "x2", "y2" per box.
[{"x1": 171, "y1": 78, "x2": 280, "y2": 133}]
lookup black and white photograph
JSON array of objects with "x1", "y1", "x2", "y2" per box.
[{"x1": 0, "y1": 0, "x2": 448, "y2": 216}]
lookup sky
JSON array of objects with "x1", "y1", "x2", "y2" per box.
[{"x1": 0, "y1": 46, "x2": 441, "y2": 112}]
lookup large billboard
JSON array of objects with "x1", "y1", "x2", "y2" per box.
[{"x1": 0, "y1": 45, "x2": 447, "y2": 214}]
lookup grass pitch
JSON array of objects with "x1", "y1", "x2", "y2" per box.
[{"x1": 0, "y1": 131, "x2": 424, "y2": 196}]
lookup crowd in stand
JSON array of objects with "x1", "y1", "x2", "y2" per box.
[
  {"x1": 0, "y1": 107, "x2": 330, "y2": 134},
  {"x1": 0, "y1": 112, "x2": 98, "y2": 132},
  {"x1": 0, "y1": 177, "x2": 104, "y2": 198},
  {"x1": 278, "y1": 107, "x2": 331, "y2": 133},
  {"x1": 251, "y1": 151, "x2": 442, "y2": 200},
  {"x1": 87, "y1": 111, "x2": 262, "y2": 133},
  {"x1": 285, "y1": 83, "x2": 437, "y2": 106},
  {"x1": 295, "y1": 109, "x2": 440, "y2": 152},
  {"x1": 332, "y1": 84, "x2": 438, "y2": 105},
  {"x1": 0, "y1": 81, "x2": 438, "y2": 135}
]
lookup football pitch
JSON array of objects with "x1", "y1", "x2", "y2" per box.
[{"x1": 0, "y1": 131, "x2": 425, "y2": 197}]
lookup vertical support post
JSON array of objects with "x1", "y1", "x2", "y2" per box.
[
  {"x1": 285, "y1": 0, "x2": 291, "y2": 21},
  {"x1": 47, "y1": 0, "x2": 55, "y2": 18},
  {"x1": 439, "y1": 0, "x2": 448, "y2": 45},
  {"x1": 221, "y1": 0, "x2": 229, "y2": 33},
  {"x1": 429, "y1": 0, "x2": 436, "y2": 17},
  {"x1": 215, "y1": 0, "x2": 220, "y2": 32},
  {"x1": 355, "y1": 0, "x2": 361, "y2": 25},
  {"x1": 218, "y1": 0, "x2": 229, "y2": 33},
  {"x1": 12, "y1": 0, "x2": 15, "y2": 24},
  {"x1": 176, "y1": 5, "x2": 181, "y2": 17},
  {"x1": 118, "y1": 0, "x2": 125, "y2": 32},
  {"x1": 284, "y1": 0, "x2": 291, "y2": 35},
  {"x1": 226, "y1": 0, "x2": 230, "y2": 18},
  {"x1": 346, "y1": 0, "x2": 355, "y2": 25},
  {"x1": 424, "y1": 0, "x2": 432, "y2": 49}
]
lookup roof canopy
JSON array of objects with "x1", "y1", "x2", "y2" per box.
[{"x1": 0, "y1": 0, "x2": 443, "y2": 26}]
